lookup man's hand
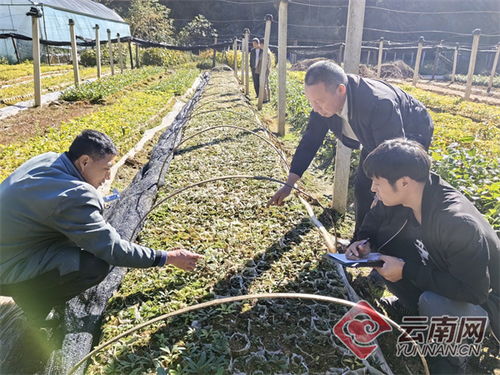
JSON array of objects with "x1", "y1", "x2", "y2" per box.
[
  {"x1": 267, "y1": 185, "x2": 292, "y2": 206},
  {"x1": 267, "y1": 173, "x2": 301, "y2": 206},
  {"x1": 166, "y1": 249, "x2": 203, "y2": 271},
  {"x1": 345, "y1": 239, "x2": 372, "y2": 260},
  {"x1": 375, "y1": 255, "x2": 405, "y2": 282}
]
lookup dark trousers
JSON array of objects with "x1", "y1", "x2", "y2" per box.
[
  {"x1": 0, "y1": 251, "x2": 110, "y2": 322},
  {"x1": 353, "y1": 150, "x2": 375, "y2": 238},
  {"x1": 252, "y1": 71, "x2": 260, "y2": 97}
]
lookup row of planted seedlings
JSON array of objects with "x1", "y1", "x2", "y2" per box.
[
  {"x1": 0, "y1": 63, "x2": 200, "y2": 181},
  {"x1": 0, "y1": 48, "x2": 196, "y2": 107},
  {"x1": 0, "y1": 66, "x2": 112, "y2": 107},
  {"x1": 0, "y1": 61, "x2": 73, "y2": 83},
  {"x1": 274, "y1": 70, "x2": 500, "y2": 231},
  {"x1": 84, "y1": 69, "x2": 395, "y2": 374}
]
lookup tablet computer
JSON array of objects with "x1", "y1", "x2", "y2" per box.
[{"x1": 327, "y1": 252, "x2": 384, "y2": 268}]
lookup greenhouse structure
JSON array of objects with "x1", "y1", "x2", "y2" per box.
[{"x1": 0, "y1": 0, "x2": 130, "y2": 62}]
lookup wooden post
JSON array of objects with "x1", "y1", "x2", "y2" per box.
[
  {"x1": 212, "y1": 35, "x2": 218, "y2": 68},
  {"x1": 412, "y1": 36, "x2": 424, "y2": 86},
  {"x1": 338, "y1": 43, "x2": 344, "y2": 64},
  {"x1": 135, "y1": 43, "x2": 140, "y2": 68},
  {"x1": 376, "y1": 37, "x2": 384, "y2": 77},
  {"x1": 128, "y1": 40, "x2": 134, "y2": 69},
  {"x1": 332, "y1": 0, "x2": 365, "y2": 213},
  {"x1": 451, "y1": 42, "x2": 459, "y2": 83},
  {"x1": 11, "y1": 37, "x2": 20, "y2": 63},
  {"x1": 257, "y1": 14, "x2": 273, "y2": 110},
  {"x1": 94, "y1": 24, "x2": 101, "y2": 79},
  {"x1": 487, "y1": 43, "x2": 500, "y2": 93},
  {"x1": 237, "y1": 40, "x2": 241, "y2": 82},
  {"x1": 117, "y1": 33, "x2": 124, "y2": 73},
  {"x1": 277, "y1": 0, "x2": 288, "y2": 136},
  {"x1": 27, "y1": 7, "x2": 42, "y2": 107},
  {"x1": 291, "y1": 40, "x2": 298, "y2": 64},
  {"x1": 107, "y1": 29, "x2": 114, "y2": 75},
  {"x1": 69, "y1": 19, "x2": 80, "y2": 87},
  {"x1": 464, "y1": 29, "x2": 481, "y2": 100},
  {"x1": 243, "y1": 28, "x2": 250, "y2": 95},
  {"x1": 366, "y1": 50, "x2": 371, "y2": 65},
  {"x1": 232, "y1": 38, "x2": 238, "y2": 78}
]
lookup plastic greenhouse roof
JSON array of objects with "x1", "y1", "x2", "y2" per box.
[{"x1": 0, "y1": 0, "x2": 127, "y2": 24}]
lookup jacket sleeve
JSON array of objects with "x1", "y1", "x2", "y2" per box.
[
  {"x1": 369, "y1": 98, "x2": 405, "y2": 148},
  {"x1": 403, "y1": 215, "x2": 490, "y2": 305},
  {"x1": 289, "y1": 111, "x2": 330, "y2": 177},
  {"x1": 355, "y1": 201, "x2": 386, "y2": 242},
  {"x1": 50, "y1": 187, "x2": 166, "y2": 268}
]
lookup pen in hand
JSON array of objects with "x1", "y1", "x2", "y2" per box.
[{"x1": 346, "y1": 238, "x2": 370, "y2": 259}]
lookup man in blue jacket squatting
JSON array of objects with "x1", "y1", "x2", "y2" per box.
[
  {"x1": 345, "y1": 139, "x2": 499, "y2": 374},
  {"x1": 0, "y1": 130, "x2": 202, "y2": 325}
]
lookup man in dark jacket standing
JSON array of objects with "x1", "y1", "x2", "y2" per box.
[
  {"x1": 0, "y1": 130, "x2": 202, "y2": 325},
  {"x1": 345, "y1": 139, "x2": 499, "y2": 374},
  {"x1": 249, "y1": 37, "x2": 261, "y2": 97},
  {"x1": 268, "y1": 61, "x2": 434, "y2": 235}
]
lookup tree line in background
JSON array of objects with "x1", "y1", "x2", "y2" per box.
[
  {"x1": 100, "y1": 0, "x2": 500, "y2": 46},
  {"x1": 101, "y1": 0, "x2": 218, "y2": 46}
]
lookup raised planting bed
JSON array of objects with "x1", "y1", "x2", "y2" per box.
[{"x1": 84, "y1": 69, "x2": 395, "y2": 375}]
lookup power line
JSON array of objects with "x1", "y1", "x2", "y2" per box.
[
  {"x1": 364, "y1": 27, "x2": 500, "y2": 38},
  {"x1": 289, "y1": 0, "x2": 500, "y2": 15},
  {"x1": 365, "y1": 5, "x2": 500, "y2": 15}
]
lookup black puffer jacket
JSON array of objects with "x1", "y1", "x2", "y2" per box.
[
  {"x1": 358, "y1": 173, "x2": 500, "y2": 339},
  {"x1": 290, "y1": 74, "x2": 434, "y2": 177}
]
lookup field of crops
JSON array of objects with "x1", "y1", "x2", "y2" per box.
[
  {"x1": 1, "y1": 56, "x2": 498, "y2": 375},
  {"x1": 0, "y1": 64, "x2": 199, "y2": 181}
]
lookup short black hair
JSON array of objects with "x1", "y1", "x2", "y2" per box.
[
  {"x1": 252, "y1": 38, "x2": 260, "y2": 43},
  {"x1": 67, "y1": 129, "x2": 117, "y2": 162},
  {"x1": 363, "y1": 138, "x2": 431, "y2": 186},
  {"x1": 305, "y1": 60, "x2": 348, "y2": 92}
]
